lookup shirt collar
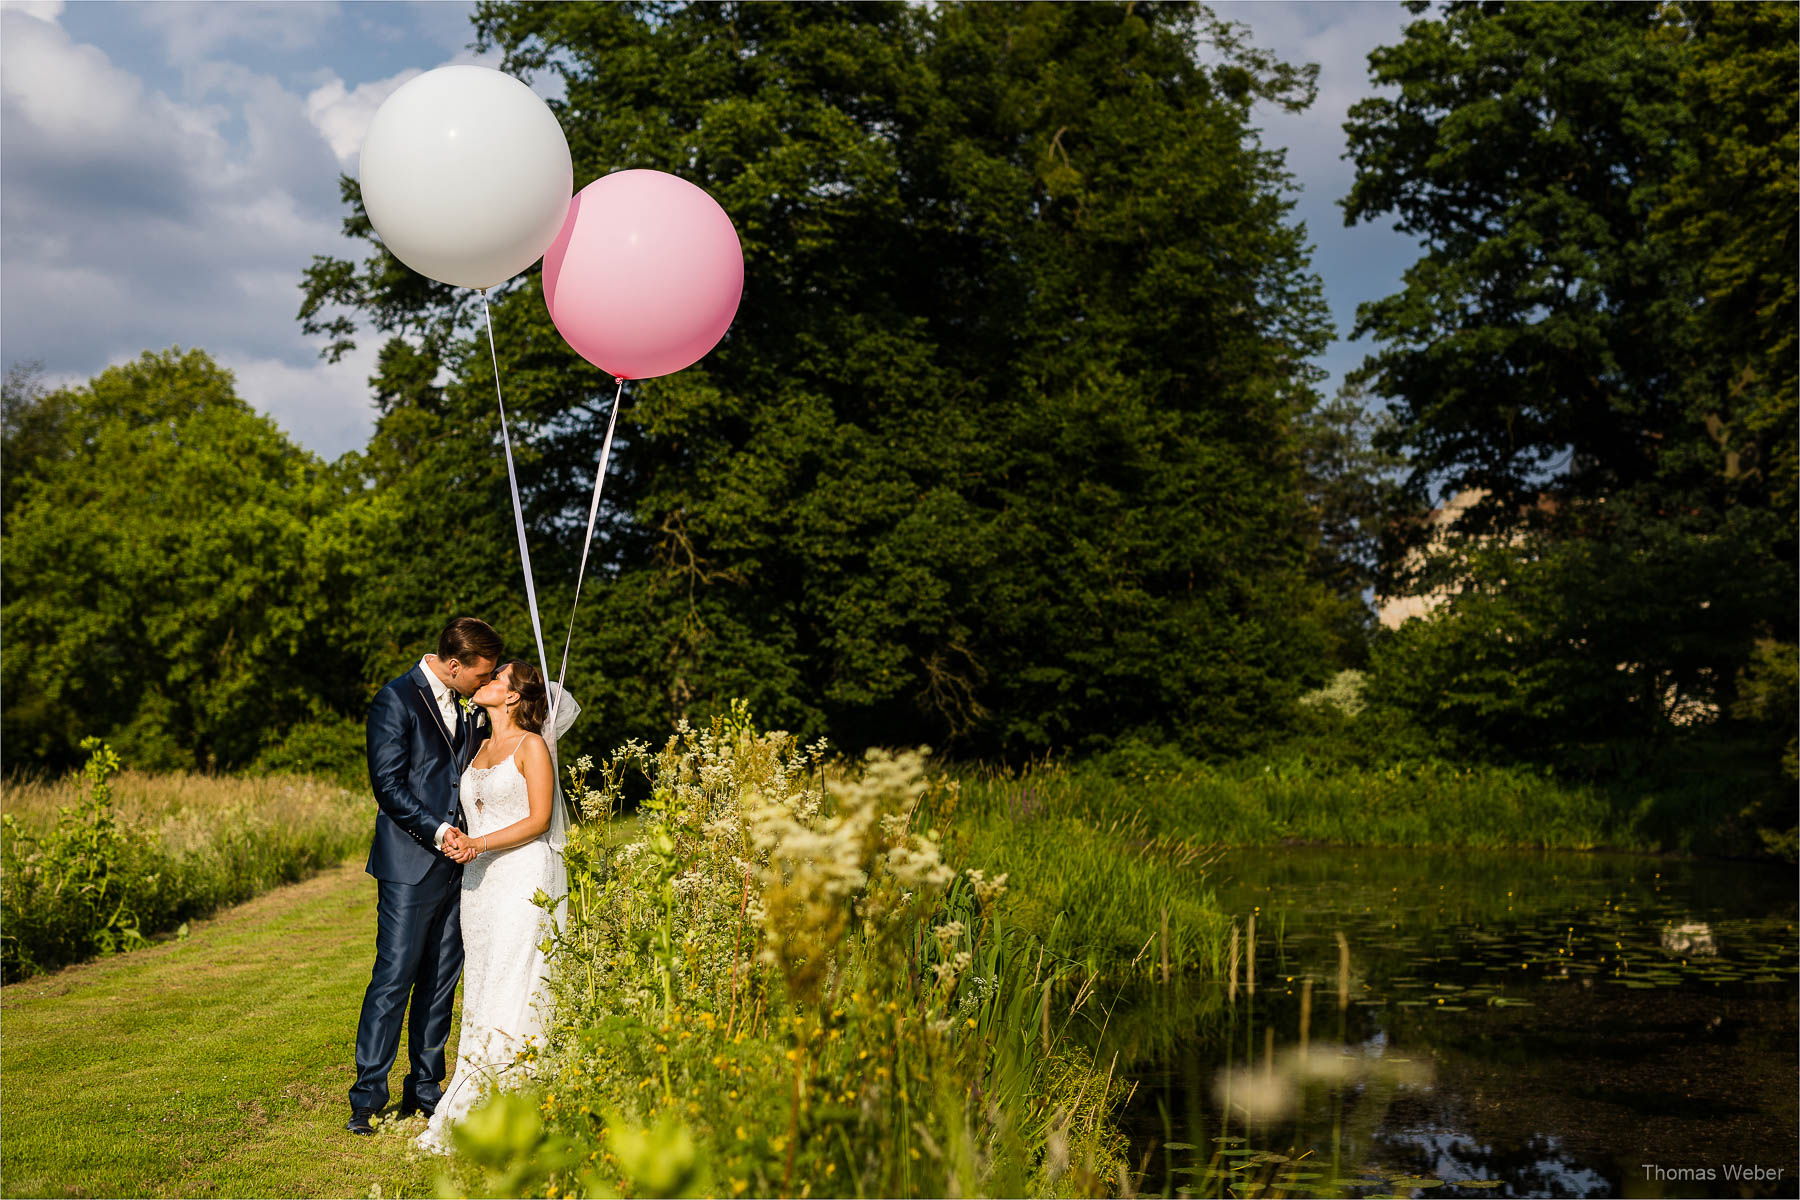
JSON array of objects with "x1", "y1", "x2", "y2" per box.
[{"x1": 419, "y1": 656, "x2": 453, "y2": 708}]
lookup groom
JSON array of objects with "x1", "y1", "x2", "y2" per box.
[{"x1": 347, "y1": 617, "x2": 502, "y2": 1135}]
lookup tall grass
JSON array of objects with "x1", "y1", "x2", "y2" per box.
[
  {"x1": 435, "y1": 707, "x2": 1146, "y2": 1199},
  {"x1": 945, "y1": 775, "x2": 1234, "y2": 983},
  {"x1": 1, "y1": 741, "x2": 366, "y2": 980},
  {"x1": 957, "y1": 751, "x2": 1637, "y2": 852}
]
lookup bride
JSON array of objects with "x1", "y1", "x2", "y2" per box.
[{"x1": 416, "y1": 659, "x2": 573, "y2": 1155}]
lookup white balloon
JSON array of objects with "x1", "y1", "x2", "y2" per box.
[{"x1": 358, "y1": 65, "x2": 573, "y2": 290}]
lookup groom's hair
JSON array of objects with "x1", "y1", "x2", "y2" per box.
[
  {"x1": 438, "y1": 617, "x2": 503, "y2": 666},
  {"x1": 500, "y1": 660, "x2": 549, "y2": 733}
]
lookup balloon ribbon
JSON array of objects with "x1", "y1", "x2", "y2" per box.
[{"x1": 479, "y1": 290, "x2": 623, "y2": 734}]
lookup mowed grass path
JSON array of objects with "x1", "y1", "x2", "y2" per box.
[{"x1": 2, "y1": 861, "x2": 451, "y2": 1199}]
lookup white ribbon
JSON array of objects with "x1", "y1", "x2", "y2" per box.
[
  {"x1": 481, "y1": 291, "x2": 553, "y2": 697},
  {"x1": 550, "y1": 376, "x2": 623, "y2": 731},
  {"x1": 479, "y1": 290, "x2": 622, "y2": 737}
]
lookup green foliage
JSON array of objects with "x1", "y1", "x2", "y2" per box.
[
  {"x1": 1344, "y1": 1, "x2": 1698, "y2": 523},
  {"x1": 0, "y1": 348, "x2": 362, "y2": 771},
  {"x1": 299, "y1": 0, "x2": 1338, "y2": 762},
  {"x1": 433, "y1": 1092, "x2": 592, "y2": 1200},
  {"x1": 959, "y1": 748, "x2": 1629, "y2": 854},
  {"x1": 250, "y1": 715, "x2": 370, "y2": 789},
  {"x1": 1343, "y1": 0, "x2": 1795, "y2": 789},
  {"x1": 1364, "y1": 512, "x2": 1788, "y2": 770},
  {"x1": 1733, "y1": 638, "x2": 1799, "y2": 859},
  {"x1": 1296, "y1": 385, "x2": 1407, "y2": 668},
  {"x1": 0, "y1": 741, "x2": 367, "y2": 980},
  {"x1": 1734, "y1": 639, "x2": 1799, "y2": 782},
  {"x1": 1651, "y1": 1, "x2": 1798, "y2": 529},
  {"x1": 0, "y1": 739, "x2": 148, "y2": 976},
  {"x1": 460, "y1": 710, "x2": 1137, "y2": 1198}
]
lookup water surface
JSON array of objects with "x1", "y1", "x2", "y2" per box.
[{"x1": 1104, "y1": 848, "x2": 1798, "y2": 1199}]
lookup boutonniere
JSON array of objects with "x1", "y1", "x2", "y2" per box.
[{"x1": 458, "y1": 694, "x2": 480, "y2": 719}]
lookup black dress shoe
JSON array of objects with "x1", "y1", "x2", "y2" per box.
[
  {"x1": 346, "y1": 1108, "x2": 378, "y2": 1136},
  {"x1": 398, "y1": 1100, "x2": 435, "y2": 1119}
]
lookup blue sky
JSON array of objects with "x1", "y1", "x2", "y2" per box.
[{"x1": 2, "y1": 0, "x2": 1418, "y2": 459}]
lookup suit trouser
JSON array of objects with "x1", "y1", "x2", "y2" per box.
[{"x1": 349, "y1": 853, "x2": 463, "y2": 1112}]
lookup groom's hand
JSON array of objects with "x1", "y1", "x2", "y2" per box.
[{"x1": 442, "y1": 829, "x2": 478, "y2": 863}]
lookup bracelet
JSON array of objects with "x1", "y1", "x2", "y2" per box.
[{"x1": 481, "y1": 835, "x2": 490, "y2": 855}]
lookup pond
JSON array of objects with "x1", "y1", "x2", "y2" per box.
[{"x1": 1098, "y1": 847, "x2": 1798, "y2": 1199}]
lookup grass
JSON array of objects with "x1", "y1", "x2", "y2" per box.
[
  {"x1": 956, "y1": 752, "x2": 1638, "y2": 853},
  {"x1": 2, "y1": 756, "x2": 370, "y2": 980},
  {"x1": 0, "y1": 859, "x2": 444, "y2": 1199},
  {"x1": 2, "y1": 769, "x2": 361, "y2": 837}
]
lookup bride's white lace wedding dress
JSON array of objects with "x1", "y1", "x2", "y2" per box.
[{"x1": 417, "y1": 740, "x2": 566, "y2": 1155}]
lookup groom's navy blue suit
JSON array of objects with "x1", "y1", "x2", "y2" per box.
[{"x1": 350, "y1": 664, "x2": 488, "y2": 1115}]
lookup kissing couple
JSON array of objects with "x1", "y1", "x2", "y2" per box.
[{"x1": 343, "y1": 616, "x2": 579, "y2": 1155}]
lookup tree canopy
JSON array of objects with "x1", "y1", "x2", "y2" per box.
[
  {"x1": 1346, "y1": 0, "x2": 1795, "y2": 774},
  {"x1": 1, "y1": 349, "x2": 359, "y2": 770},
  {"x1": 298, "y1": 0, "x2": 1342, "y2": 761}
]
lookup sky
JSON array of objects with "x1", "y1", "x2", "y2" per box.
[{"x1": 1, "y1": 0, "x2": 1418, "y2": 460}]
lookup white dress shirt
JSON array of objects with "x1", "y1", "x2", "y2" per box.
[{"x1": 420, "y1": 656, "x2": 461, "y2": 851}]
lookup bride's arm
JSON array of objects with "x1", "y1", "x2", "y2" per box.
[{"x1": 475, "y1": 734, "x2": 555, "y2": 853}]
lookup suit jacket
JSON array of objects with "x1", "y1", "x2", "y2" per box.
[{"x1": 364, "y1": 664, "x2": 489, "y2": 884}]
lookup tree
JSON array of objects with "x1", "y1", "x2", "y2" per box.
[
  {"x1": 1, "y1": 349, "x2": 358, "y2": 770},
  {"x1": 1343, "y1": 0, "x2": 1795, "y2": 765},
  {"x1": 1296, "y1": 383, "x2": 1406, "y2": 666},
  {"x1": 1652, "y1": 1, "x2": 1798, "y2": 531},
  {"x1": 301, "y1": 1, "x2": 1340, "y2": 760}
]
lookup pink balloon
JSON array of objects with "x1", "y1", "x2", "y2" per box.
[{"x1": 542, "y1": 170, "x2": 744, "y2": 380}]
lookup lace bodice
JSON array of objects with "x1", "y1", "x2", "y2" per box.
[{"x1": 461, "y1": 748, "x2": 534, "y2": 839}]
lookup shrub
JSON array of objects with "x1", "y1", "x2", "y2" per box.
[{"x1": 252, "y1": 715, "x2": 367, "y2": 788}]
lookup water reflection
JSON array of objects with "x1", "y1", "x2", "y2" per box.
[
  {"x1": 1660, "y1": 921, "x2": 1717, "y2": 957},
  {"x1": 1103, "y1": 848, "x2": 1798, "y2": 1199}
]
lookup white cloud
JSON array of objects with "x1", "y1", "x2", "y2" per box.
[
  {"x1": 305, "y1": 67, "x2": 422, "y2": 169},
  {"x1": 219, "y1": 340, "x2": 380, "y2": 459},
  {"x1": 0, "y1": 0, "x2": 63, "y2": 20},
  {"x1": 0, "y1": 4, "x2": 373, "y2": 455}
]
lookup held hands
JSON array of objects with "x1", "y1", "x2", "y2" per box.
[{"x1": 442, "y1": 828, "x2": 480, "y2": 864}]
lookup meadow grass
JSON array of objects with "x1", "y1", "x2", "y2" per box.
[
  {"x1": 0, "y1": 861, "x2": 440, "y2": 1199},
  {"x1": 2, "y1": 768, "x2": 362, "y2": 843},
  {"x1": 955, "y1": 753, "x2": 1640, "y2": 853},
  {"x1": 2, "y1": 750, "x2": 369, "y2": 980}
]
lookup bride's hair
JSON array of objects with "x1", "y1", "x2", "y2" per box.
[{"x1": 500, "y1": 660, "x2": 549, "y2": 733}]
